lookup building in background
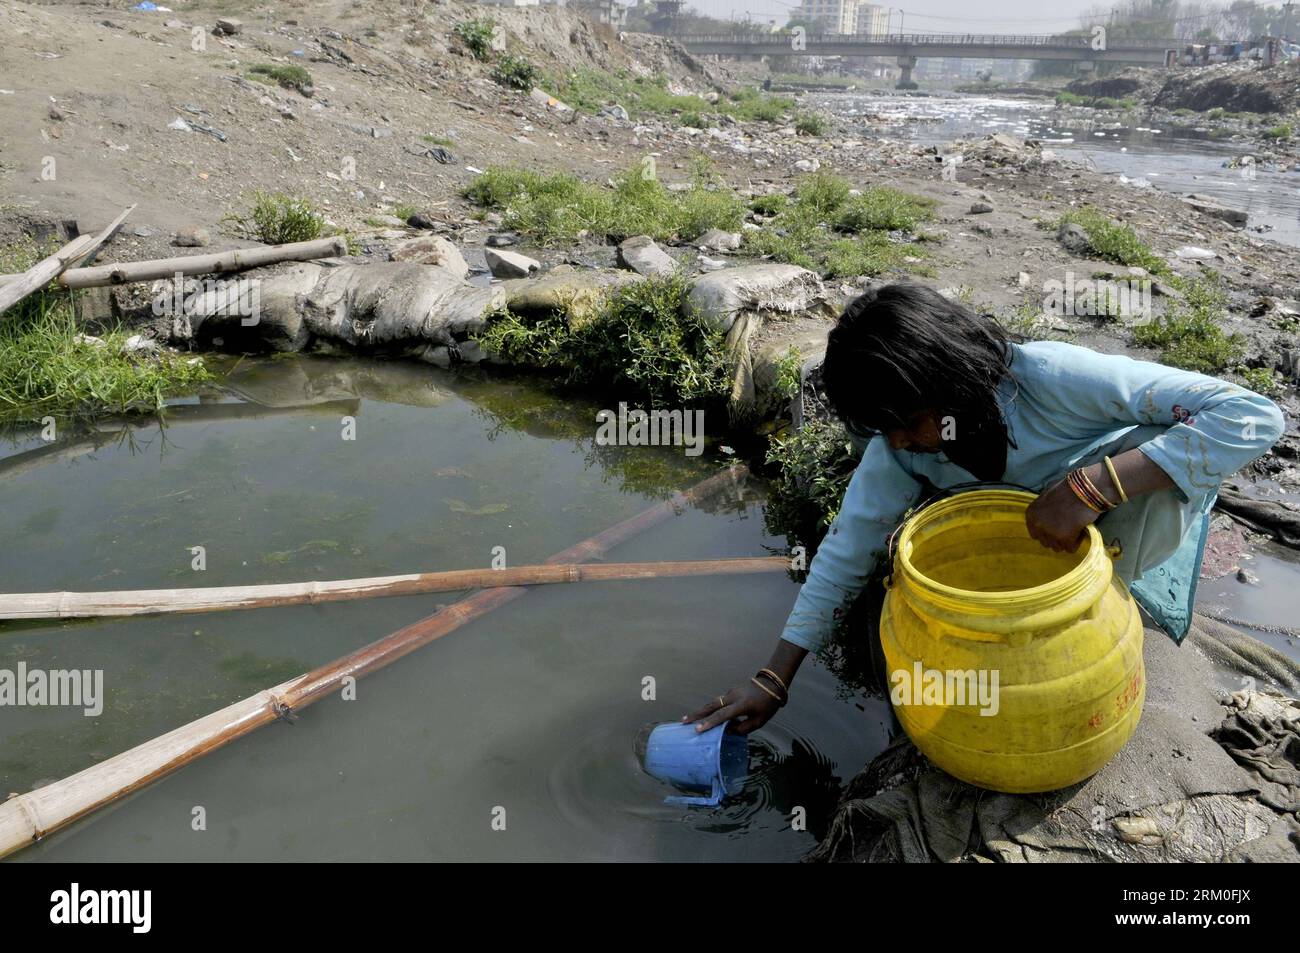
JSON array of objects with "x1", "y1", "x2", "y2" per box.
[
  {"x1": 855, "y1": 3, "x2": 887, "y2": 36},
  {"x1": 577, "y1": 0, "x2": 627, "y2": 26},
  {"x1": 795, "y1": 0, "x2": 858, "y2": 35}
]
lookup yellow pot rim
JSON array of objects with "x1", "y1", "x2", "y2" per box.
[{"x1": 894, "y1": 489, "x2": 1113, "y2": 629}]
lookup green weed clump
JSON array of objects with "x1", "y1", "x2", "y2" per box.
[
  {"x1": 1263, "y1": 123, "x2": 1293, "y2": 140},
  {"x1": 762, "y1": 418, "x2": 857, "y2": 548},
  {"x1": 247, "y1": 63, "x2": 313, "y2": 94},
  {"x1": 0, "y1": 241, "x2": 211, "y2": 421},
  {"x1": 745, "y1": 172, "x2": 935, "y2": 279},
  {"x1": 552, "y1": 69, "x2": 792, "y2": 126},
  {"x1": 1054, "y1": 208, "x2": 1168, "y2": 275},
  {"x1": 1132, "y1": 274, "x2": 1243, "y2": 372},
  {"x1": 224, "y1": 192, "x2": 326, "y2": 245},
  {"x1": 492, "y1": 55, "x2": 539, "y2": 91},
  {"x1": 1055, "y1": 91, "x2": 1134, "y2": 110},
  {"x1": 794, "y1": 112, "x2": 831, "y2": 136},
  {"x1": 453, "y1": 18, "x2": 496, "y2": 60},
  {"x1": 479, "y1": 275, "x2": 729, "y2": 406},
  {"x1": 464, "y1": 163, "x2": 745, "y2": 245}
]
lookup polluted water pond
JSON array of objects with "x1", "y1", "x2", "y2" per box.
[{"x1": 0, "y1": 355, "x2": 887, "y2": 861}]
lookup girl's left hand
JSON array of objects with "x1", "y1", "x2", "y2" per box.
[{"x1": 1025, "y1": 478, "x2": 1099, "y2": 552}]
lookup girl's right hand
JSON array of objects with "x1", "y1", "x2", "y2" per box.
[{"x1": 683, "y1": 682, "x2": 782, "y2": 736}]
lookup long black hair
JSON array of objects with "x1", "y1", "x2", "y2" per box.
[{"x1": 821, "y1": 282, "x2": 1015, "y2": 447}]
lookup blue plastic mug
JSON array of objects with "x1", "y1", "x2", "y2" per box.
[{"x1": 643, "y1": 721, "x2": 748, "y2": 807}]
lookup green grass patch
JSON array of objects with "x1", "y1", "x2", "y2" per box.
[
  {"x1": 1055, "y1": 91, "x2": 1135, "y2": 110},
  {"x1": 479, "y1": 275, "x2": 729, "y2": 407},
  {"x1": 247, "y1": 63, "x2": 313, "y2": 94},
  {"x1": 1236, "y1": 365, "x2": 1281, "y2": 395},
  {"x1": 464, "y1": 162, "x2": 745, "y2": 245},
  {"x1": 745, "y1": 172, "x2": 935, "y2": 279},
  {"x1": 1132, "y1": 274, "x2": 1243, "y2": 372},
  {"x1": 1263, "y1": 123, "x2": 1293, "y2": 140},
  {"x1": 0, "y1": 241, "x2": 211, "y2": 421},
  {"x1": 1053, "y1": 208, "x2": 1168, "y2": 275},
  {"x1": 552, "y1": 69, "x2": 792, "y2": 126},
  {"x1": 421, "y1": 134, "x2": 453, "y2": 146}
]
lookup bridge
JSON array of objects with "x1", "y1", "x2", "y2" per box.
[{"x1": 676, "y1": 32, "x2": 1185, "y2": 86}]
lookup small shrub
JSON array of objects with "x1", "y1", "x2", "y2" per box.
[
  {"x1": 453, "y1": 18, "x2": 496, "y2": 60},
  {"x1": 762, "y1": 418, "x2": 857, "y2": 547},
  {"x1": 794, "y1": 111, "x2": 830, "y2": 136},
  {"x1": 492, "y1": 54, "x2": 539, "y2": 91},
  {"x1": 479, "y1": 275, "x2": 729, "y2": 407},
  {"x1": 1263, "y1": 123, "x2": 1293, "y2": 140},
  {"x1": 774, "y1": 347, "x2": 804, "y2": 402},
  {"x1": 749, "y1": 193, "x2": 788, "y2": 215},
  {"x1": 224, "y1": 191, "x2": 325, "y2": 244}
]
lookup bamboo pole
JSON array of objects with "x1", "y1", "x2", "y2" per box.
[
  {"x1": 0, "y1": 557, "x2": 787, "y2": 620},
  {"x1": 0, "y1": 466, "x2": 752, "y2": 857},
  {"x1": 56, "y1": 236, "x2": 348, "y2": 289},
  {"x1": 0, "y1": 205, "x2": 135, "y2": 313},
  {"x1": 0, "y1": 235, "x2": 94, "y2": 315}
]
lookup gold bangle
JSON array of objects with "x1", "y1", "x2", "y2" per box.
[
  {"x1": 1067, "y1": 470, "x2": 1104, "y2": 513},
  {"x1": 1103, "y1": 455, "x2": 1129, "y2": 503},
  {"x1": 750, "y1": 677, "x2": 784, "y2": 705},
  {"x1": 1076, "y1": 467, "x2": 1116, "y2": 511},
  {"x1": 757, "y1": 668, "x2": 788, "y2": 694}
]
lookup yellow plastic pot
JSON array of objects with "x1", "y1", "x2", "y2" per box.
[{"x1": 879, "y1": 490, "x2": 1144, "y2": 794}]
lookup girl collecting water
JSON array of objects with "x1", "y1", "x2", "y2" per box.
[{"x1": 688, "y1": 282, "x2": 1285, "y2": 734}]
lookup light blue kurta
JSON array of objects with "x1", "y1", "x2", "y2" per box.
[{"x1": 781, "y1": 341, "x2": 1286, "y2": 650}]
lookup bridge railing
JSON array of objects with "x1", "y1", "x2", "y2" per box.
[{"x1": 675, "y1": 32, "x2": 1189, "y2": 51}]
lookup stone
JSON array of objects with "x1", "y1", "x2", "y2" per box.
[
  {"x1": 793, "y1": 158, "x2": 821, "y2": 173},
  {"x1": 695, "y1": 229, "x2": 743, "y2": 252},
  {"x1": 390, "y1": 236, "x2": 469, "y2": 278},
  {"x1": 485, "y1": 248, "x2": 541, "y2": 279},
  {"x1": 528, "y1": 88, "x2": 572, "y2": 115},
  {"x1": 173, "y1": 225, "x2": 210, "y2": 247},
  {"x1": 406, "y1": 211, "x2": 442, "y2": 230},
  {"x1": 616, "y1": 235, "x2": 677, "y2": 278},
  {"x1": 599, "y1": 104, "x2": 630, "y2": 122},
  {"x1": 1182, "y1": 194, "x2": 1248, "y2": 227},
  {"x1": 486, "y1": 232, "x2": 520, "y2": 248},
  {"x1": 1057, "y1": 222, "x2": 1091, "y2": 255},
  {"x1": 213, "y1": 17, "x2": 242, "y2": 35},
  {"x1": 969, "y1": 201, "x2": 994, "y2": 214}
]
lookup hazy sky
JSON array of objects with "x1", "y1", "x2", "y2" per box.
[{"x1": 689, "y1": 0, "x2": 1107, "y2": 31}]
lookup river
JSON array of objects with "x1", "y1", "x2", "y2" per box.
[{"x1": 812, "y1": 91, "x2": 1300, "y2": 248}]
